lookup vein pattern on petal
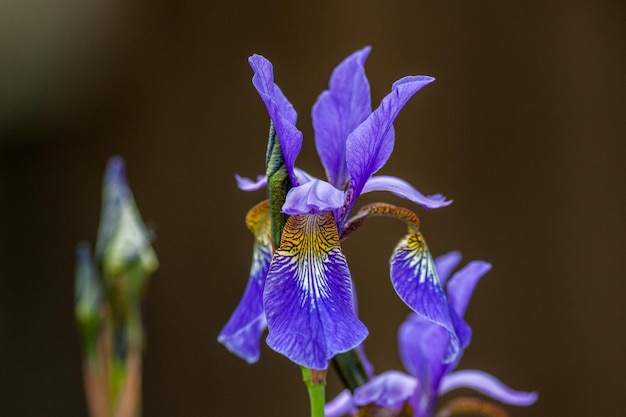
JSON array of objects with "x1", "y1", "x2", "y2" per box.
[
  {"x1": 390, "y1": 231, "x2": 459, "y2": 363},
  {"x1": 313, "y1": 46, "x2": 372, "y2": 189},
  {"x1": 264, "y1": 212, "x2": 368, "y2": 369}
]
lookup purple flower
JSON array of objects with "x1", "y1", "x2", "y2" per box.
[
  {"x1": 220, "y1": 48, "x2": 455, "y2": 370},
  {"x1": 326, "y1": 252, "x2": 538, "y2": 417}
]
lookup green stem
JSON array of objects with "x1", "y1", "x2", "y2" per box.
[{"x1": 301, "y1": 367, "x2": 326, "y2": 417}]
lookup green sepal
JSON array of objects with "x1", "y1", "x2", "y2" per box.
[
  {"x1": 265, "y1": 122, "x2": 292, "y2": 247},
  {"x1": 75, "y1": 242, "x2": 103, "y2": 359}
]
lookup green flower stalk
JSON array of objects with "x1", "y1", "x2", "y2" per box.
[{"x1": 75, "y1": 156, "x2": 158, "y2": 417}]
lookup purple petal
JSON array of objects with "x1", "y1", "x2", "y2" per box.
[
  {"x1": 218, "y1": 236, "x2": 272, "y2": 363},
  {"x1": 446, "y1": 261, "x2": 492, "y2": 318},
  {"x1": 282, "y1": 179, "x2": 345, "y2": 215},
  {"x1": 249, "y1": 54, "x2": 303, "y2": 185},
  {"x1": 353, "y1": 371, "x2": 417, "y2": 409},
  {"x1": 362, "y1": 175, "x2": 452, "y2": 210},
  {"x1": 434, "y1": 251, "x2": 463, "y2": 285},
  {"x1": 294, "y1": 168, "x2": 316, "y2": 184},
  {"x1": 313, "y1": 47, "x2": 372, "y2": 189},
  {"x1": 96, "y1": 156, "x2": 132, "y2": 259},
  {"x1": 390, "y1": 231, "x2": 459, "y2": 363},
  {"x1": 264, "y1": 213, "x2": 368, "y2": 369},
  {"x1": 440, "y1": 370, "x2": 538, "y2": 406},
  {"x1": 398, "y1": 313, "x2": 450, "y2": 389},
  {"x1": 235, "y1": 174, "x2": 267, "y2": 191},
  {"x1": 325, "y1": 390, "x2": 357, "y2": 417},
  {"x1": 217, "y1": 245, "x2": 271, "y2": 363},
  {"x1": 345, "y1": 76, "x2": 435, "y2": 202}
]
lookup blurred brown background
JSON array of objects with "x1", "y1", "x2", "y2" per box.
[{"x1": 1, "y1": 1, "x2": 625, "y2": 416}]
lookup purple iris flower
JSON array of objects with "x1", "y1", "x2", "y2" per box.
[
  {"x1": 325, "y1": 251, "x2": 538, "y2": 417},
  {"x1": 219, "y1": 47, "x2": 456, "y2": 370}
]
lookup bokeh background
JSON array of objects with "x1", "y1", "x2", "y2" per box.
[{"x1": 1, "y1": 1, "x2": 625, "y2": 416}]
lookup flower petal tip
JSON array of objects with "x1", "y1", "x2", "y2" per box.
[
  {"x1": 423, "y1": 195, "x2": 452, "y2": 210},
  {"x1": 440, "y1": 370, "x2": 539, "y2": 407},
  {"x1": 104, "y1": 156, "x2": 130, "y2": 196},
  {"x1": 393, "y1": 75, "x2": 435, "y2": 90},
  {"x1": 235, "y1": 174, "x2": 267, "y2": 191}
]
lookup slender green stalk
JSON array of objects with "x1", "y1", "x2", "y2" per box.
[
  {"x1": 301, "y1": 367, "x2": 327, "y2": 417},
  {"x1": 331, "y1": 349, "x2": 370, "y2": 392}
]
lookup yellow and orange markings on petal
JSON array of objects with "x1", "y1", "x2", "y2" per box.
[
  {"x1": 394, "y1": 231, "x2": 435, "y2": 282},
  {"x1": 276, "y1": 211, "x2": 341, "y2": 301},
  {"x1": 278, "y1": 212, "x2": 339, "y2": 257},
  {"x1": 245, "y1": 200, "x2": 272, "y2": 246}
]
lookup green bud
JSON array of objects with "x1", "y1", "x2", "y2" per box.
[{"x1": 74, "y1": 242, "x2": 103, "y2": 357}]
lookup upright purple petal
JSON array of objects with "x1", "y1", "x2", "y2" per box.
[
  {"x1": 282, "y1": 179, "x2": 345, "y2": 215},
  {"x1": 218, "y1": 201, "x2": 273, "y2": 363},
  {"x1": 446, "y1": 261, "x2": 492, "y2": 318},
  {"x1": 345, "y1": 76, "x2": 435, "y2": 203},
  {"x1": 390, "y1": 231, "x2": 459, "y2": 363},
  {"x1": 434, "y1": 251, "x2": 463, "y2": 285},
  {"x1": 249, "y1": 54, "x2": 303, "y2": 185},
  {"x1": 398, "y1": 313, "x2": 450, "y2": 390},
  {"x1": 264, "y1": 212, "x2": 368, "y2": 369},
  {"x1": 440, "y1": 370, "x2": 538, "y2": 406},
  {"x1": 313, "y1": 47, "x2": 372, "y2": 189},
  {"x1": 398, "y1": 313, "x2": 449, "y2": 417},
  {"x1": 362, "y1": 175, "x2": 452, "y2": 210}
]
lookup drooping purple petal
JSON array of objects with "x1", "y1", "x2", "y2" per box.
[
  {"x1": 217, "y1": 240, "x2": 272, "y2": 363},
  {"x1": 264, "y1": 212, "x2": 368, "y2": 369},
  {"x1": 313, "y1": 47, "x2": 372, "y2": 189},
  {"x1": 362, "y1": 175, "x2": 452, "y2": 210},
  {"x1": 282, "y1": 179, "x2": 345, "y2": 215},
  {"x1": 390, "y1": 231, "x2": 459, "y2": 363},
  {"x1": 218, "y1": 202, "x2": 273, "y2": 363},
  {"x1": 446, "y1": 261, "x2": 492, "y2": 318},
  {"x1": 434, "y1": 251, "x2": 463, "y2": 285},
  {"x1": 249, "y1": 54, "x2": 303, "y2": 185},
  {"x1": 353, "y1": 371, "x2": 417, "y2": 410},
  {"x1": 345, "y1": 76, "x2": 435, "y2": 204},
  {"x1": 235, "y1": 174, "x2": 267, "y2": 191},
  {"x1": 440, "y1": 370, "x2": 538, "y2": 406},
  {"x1": 325, "y1": 390, "x2": 357, "y2": 417}
]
